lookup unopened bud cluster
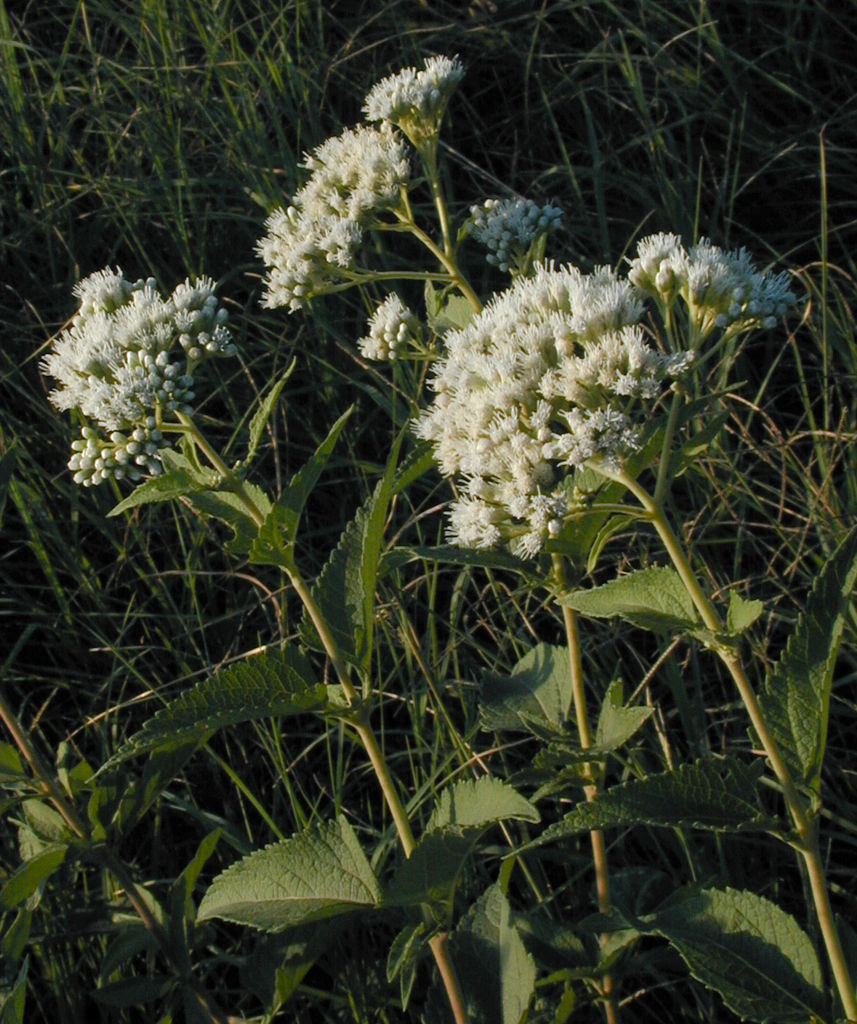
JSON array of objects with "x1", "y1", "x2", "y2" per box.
[
  {"x1": 43, "y1": 268, "x2": 235, "y2": 486},
  {"x1": 467, "y1": 198, "x2": 563, "y2": 272}
]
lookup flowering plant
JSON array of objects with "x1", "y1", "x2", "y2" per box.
[{"x1": 8, "y1": 52, "x2": 856, "y2": 1024}]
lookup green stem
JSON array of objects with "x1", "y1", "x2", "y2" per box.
[
  {"x1": 553, "y1": 557, "x2": 620, "y2": 1024},
  {"x1": 608, "y1": 467, "x2": 857, "y2": 1021}
]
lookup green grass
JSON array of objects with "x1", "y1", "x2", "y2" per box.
[{"x1": 2, "y1": 1, "x2": 857, "y2": 1022}]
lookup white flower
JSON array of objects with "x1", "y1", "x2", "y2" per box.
[
  {"x1": 357, "y1": 293, "x2": 422, "y2": 361},
  {"x1": 43, "y1": 268, "x2": 234, "y2": 485},
  {"x1": 362, "y1": 55, "x2": 464, "y2": 144},
  {"x1": 295, "y1": 124, "x2": 410, "y2": 223},
  {"x1": 467, "y1": 197, "x2": 563, "y2": 272},
  {"x1": 628, "y1": 233, "x2": 796, "y2": 339},
  {"x1": 257, "y1": 124, "x2": 410, "y2": 312},
  {"x1": 415, "y1": 263, "x2": 683, "y2": 555}
]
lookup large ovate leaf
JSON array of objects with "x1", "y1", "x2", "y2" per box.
[
  {"x1": 643, "y1": 887, "x2": 825, "y2": 1022},
  {"x1": 198, "y1": 817, "x2": 381, "y2": 931},
  {"x1": 426, "y1": 777, "x2": 539, "y2": 833},
  {"x1": 426, "y1": 885, "x2": 535, "y2": 1024},
  {"x1": 301, "y1": 431, "x2": 403, "y2": 674},
  {"x1": 559, "y1": 566, "x2": 698, "y2": 632},
  {"x1": 480, "y1": 644, "x2": 573, "y2": 732},
  {"x1": 104, "y1": 647, "x2": 324, "y2": 767},
  {"x1": 527, "y1": 758, "x2": 776, "y2": 847},
  {"x1": 248, "y1": 407, "x2": 352, "y2": 569},
  {"x1": 759, "y1": 524, "x2": 857, "y2": 792}
]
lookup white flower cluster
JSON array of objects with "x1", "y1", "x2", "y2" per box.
[
  {"x1": 43, "y1": 268, "x2": 235, "y2": 486},
  {"x1": 628, "y1": 232, "x2": 796, "y2": 339},
  {"x1": 415, "y1": 259, "x2": 690, "y2": 557},
  {"x1": 362, "y1": 55, "x2": 464, "y2": 145},
  {"x1": 357, "y1": 294, "x2": 422, "y2": 361},
  {"x1": 467, "y1": 198, "x2": 563, "y2": 272},
  {"x1": 258, "y1": 124, "x2": 410, "y2": 312}
]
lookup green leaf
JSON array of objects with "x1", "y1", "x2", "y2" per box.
[
  {"x1": 426, "y1": 777, "x2": 539, "y2": 833},
  {"x1": 387, "y1": 921, "x2": 425, "y2": 1010},
  {"x1": 480, "y1": 644, "x2": 572, "y2": 732},
  {"x1": 187, "y1": 484, "x2": 272, "y2": 556},
  {"x1": 249, "y1": 407, "x2": 352, "y2": 568},
  {"x1": 22, "y1": 800, "x2": 71, "y2": 844},
  {"x1": 104, "y1": 648, "x2": 324, "y2": 767},
  {"x1": 107, "y1": 452, "x2": 220, "y2": 517},
  {"x1": 424, "y1": 281, "x2": 475, "y2": 334},
  {"x1": 595, "y1": 678, "x2": 654, "y2": 752},
  {"x1": 0, "y1": 956, "x2": 27, "y2": 1024},
  {"x1": 726, "y1": 591, "x2": 764, "y2": 636},
  {"x1": 0, "y1": 845, "x2": 67, "y2": 909},
  {"x1": 437, "y1": 884, "x2": 536, "y2": 1024},
  {"x1": 643, "y1": 887, "x2": 825, "y2": 1022},
  {"x1": 0, "y1": 744, "x2": 24, "y2": 780},
  {"x1": 246, "y1": 359, "x2": 296, "y2": 464},
  {"x1": 302, "y1": 431, "x2": 403, "y2": 674},
  {"x1": 559, "y1": 566, "x2": 699, "y2": 632},
  {"x1": 386, "y1": 781, "x2": 536, "y2": 916},
  {"x1": 198, "y1": 817, "x2": 381, "y2": 931},
  {"x1": 384, "y1": 827, "x2": 477, "y2": 916},
  {"x1": 759, "y1": 524, "x2": 857, "y2": 792},
  {"x1": 527, "y1": 758, "x2": 776, "y2": 847}
]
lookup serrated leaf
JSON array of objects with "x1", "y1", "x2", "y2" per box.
[
  {"x1": 726, "y1": 591, "x2": 764, "y2": 635},
  {"x1": 759, "y1": 524, "x2": 857, "y2": 792},
  {"x1": 108, "y1": 453, "x2": 220, "y2": 517},
  {"x1": 443, "y1": 884, "x2": 536, "y2": 1024},
  {"x1": 480, "y1": 644, "x2": 572, "y2": 732},
  {"x1": 249, "y1": 407, "x2": 352, "y2": 568},
  {"x1": 527, "y1": 758, "x2": 776, "y2": 847},
  {"x1": 104, "y1": 648, "x2": 323, "y2": 768},
  {"x1": 246, "y1": 359, "x2": 296, "y2": 464},
  {"x1": 0, "y1": 845, "x2": 67, "y2": 909},
  {"x1": 559, "y1": 567, "x2": 698, "y2": 632},
  {"x1": 643, "y1": 887, "x2": 825, "y2": 1022},
  {"x1": 198, "y1": 817, "x2": 381, "y2": 931},
  {"x1": 426, "y1": 777, "x2": 539, "y2": 833},
  {"x1": 595, "y1": 678, "x2": 654, "y2": 752}
]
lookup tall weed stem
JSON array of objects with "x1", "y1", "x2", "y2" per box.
[{"x1": 610, "y1": 467, "x2": 857, "y2": 1021}]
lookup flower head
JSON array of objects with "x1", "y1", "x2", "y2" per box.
[
  {"x1": 415, "y1": 263, "x2": 686, "y2": 556},
  {"x1": 628, "y1": 233, "x2": 797, "y2": 339},
  {"x1": 362, "y1": 55, "x2": 464, "y2": 147},
  {"x1": 357, "y1": 294, "x2": 422, "y2": 361},
  {"x1": 257, "y1": 124, "x2": 410, "y2": 312},
  {"x1": 43, "y1": 268, "x2": 235, "y2": 486}
]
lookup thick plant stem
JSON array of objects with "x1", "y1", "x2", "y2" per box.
[
  {"x1": 611, "y1": 468, "x2": 857, "y2": 1022},
  {"x1": 554, "y1": 558, "x2": 620, "y2": 1024}
]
